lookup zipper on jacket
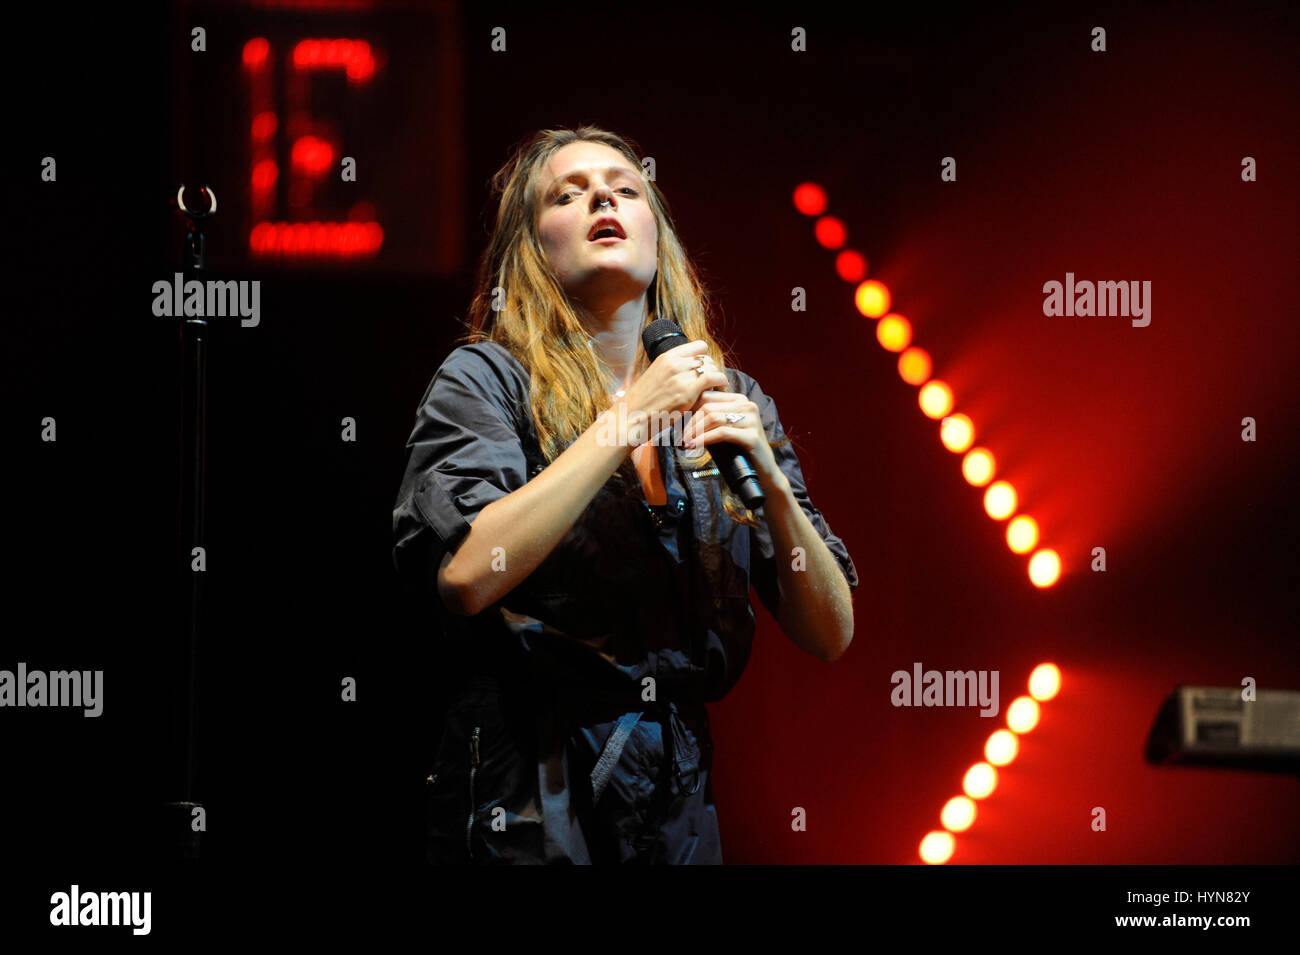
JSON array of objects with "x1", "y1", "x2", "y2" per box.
[{"x1": 466, "y1": 725, "x2": 481, "y2": 860}]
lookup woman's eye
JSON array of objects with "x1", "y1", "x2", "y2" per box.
[{"x1": 555, "y1": 187, "x2": 638, "y2": 204}]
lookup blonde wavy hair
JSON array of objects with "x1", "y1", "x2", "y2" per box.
[{"x1": 453, "y1": 125, "x2": 779, "y2": 527}]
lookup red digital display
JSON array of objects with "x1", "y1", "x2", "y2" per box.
[
  {"x1": 242, "y1": 35, "x2": 382, "y2": 260},
  {"x1": 172, "y1": 3, "x2": 464, "y2": 276}
]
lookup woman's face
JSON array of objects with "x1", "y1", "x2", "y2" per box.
[{"x1": 535, "y1": 141, "x2": 658, "y2": 310}]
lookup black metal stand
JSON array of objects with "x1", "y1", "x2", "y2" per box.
[{"x1": 163, "y1": 184, "x2": 216, "y2": 859}]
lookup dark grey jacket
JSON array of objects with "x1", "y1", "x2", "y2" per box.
[{"x1": 392, "y1": 340, "x2": 858, "y2": 862}]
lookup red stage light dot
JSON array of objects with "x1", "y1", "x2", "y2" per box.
[
  {"x1": 348, "y1": 53, "x2": 375, "y2": 81},
  {"x1": 793, "y1": 183, "x2": 827, "y2": 216},
  {"x1": 243, "y1": 38, "x2": 270, "y2": 69},
  {"x1": 251, "y1": 112, "x2": 278, "y2": 142},
  {"x1": 291, "y1": 136, "x2": 334, "y2": 177},
  {"x1": 814, "y1": 216, "x2": 847, "y2": 249},
  {"x1": 835, "y1": 250, "x2": 867, "y2": 282},
  {"x1": 251, "y1": 160, "x2": 278, "y2": 192},
  {"x1": 249, "y1": 223, "x2": 271, "y2": 253}
]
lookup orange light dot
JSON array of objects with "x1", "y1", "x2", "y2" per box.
[
  {"x1": 1028, "y1": 548, "x2": 1061, "y2": 588},
  {"x1": 898, "y1": 347, "x2": 931, "y2": 385},
  {"x1": 985, "y1": 729, "x2": 1019, "y2": 766},
  {"x1": 962, "y1": 447, "x2": 995, "y2": 486},
  {"x1": 983, "y1": 480, "x2": 1017, "y2": 519},
  {"x1": 1006, "y1": 515, "x2": 1039, "y2": 553},
  {"x1": 814, "y1": 216, "x2": 846, "y2": 249},
  {"x1": 835, "y1": 249, "x2": 867, "y2": 282},
  {"x1": 1029, "y1": 663, "x2": 1061, "y2": 701},
  {"x1": 940, "y1": 413, "x2": 974, "y2": 452},
  {"x1": 1006, "y1": 696, "x2": 1040, "y2": 733},
  {"x1": 793, "y1": 182, "x2": 827, "y2": 216},
  {"x1": 876, "y1": 314, "x2": 912, "y2": 352},
  {"x1": 918, "y1": 380, "x2": 953, "y2": 419},
  {"x1": 963, "y1": 762, "x2": 998, "y2": 799},
  {"x1": 941, "y1": 796, "x2": 977, "y2": 832},
  {"x1": 919, "y1": 830, "x2": 955, "y2": 865},
  {"x1": 854, "y1": 279, "x2": 891, "y2": 318}
]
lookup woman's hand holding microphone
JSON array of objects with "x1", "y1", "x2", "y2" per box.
[
  {"x1": 616, "y1": 339, "x2": 729, "y2": 448},
  {"x1": 616, "y1": 339, "x2": 782, "y2": 489}
]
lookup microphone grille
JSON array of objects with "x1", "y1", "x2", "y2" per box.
[{"x1": 642, "y1": 318, "x2": 686, "y2": 360}]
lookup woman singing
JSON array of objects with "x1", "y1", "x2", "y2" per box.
[{"x1": 392, "y1": 126, "x2": 859, "y2": 865}]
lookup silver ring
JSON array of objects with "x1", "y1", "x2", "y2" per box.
[
  {"x1": 725, "y1": 413, "x2": 744, "y2": 424},
  {"x1": 693, "y1": 365, "x2": 706, "y2": 376},
  {"x1": 177, "y1": 184, "x2": 217, "y2": 217}
]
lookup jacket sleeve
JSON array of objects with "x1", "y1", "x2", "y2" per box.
[
  {"x1": 392, "y1": 344, "x2": 531, "y2": 602},
  {"x1": 741, "y1": 373, "x2": 860, "y2": 621}
]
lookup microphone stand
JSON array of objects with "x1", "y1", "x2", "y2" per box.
[{"x1": 162, "y1": 184, "x2": 215, "y2": 859}]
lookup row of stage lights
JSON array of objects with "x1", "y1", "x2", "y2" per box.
[
  {"x1": 792, "y1": 183, "x2": 1062, "y2": 588},
  {"x1": 918, "y1": 663, "x2": 1062, "y2": 863}
]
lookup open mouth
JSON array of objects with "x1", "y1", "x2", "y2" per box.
[{"x1": 588, "y1": 218, "x2": 627, "y2": 241}]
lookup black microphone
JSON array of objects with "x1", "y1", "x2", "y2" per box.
[{"x1": 642, "y1": 318, "x2": 765, "y2": 511}]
